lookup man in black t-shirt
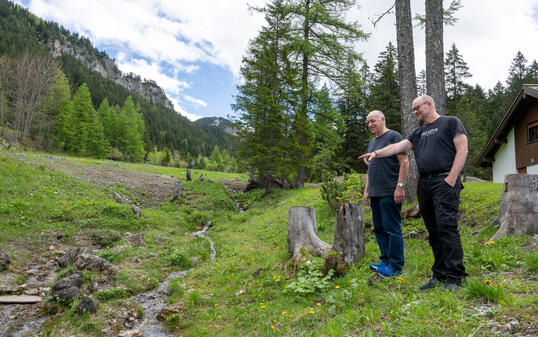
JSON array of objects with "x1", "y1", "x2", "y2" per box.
[
  {"x1": 359, "y1": 95, "x2": 468, "y2": 291},
  {"x1": 363, "y1": 110, "x2": 408, "y2": 279}
]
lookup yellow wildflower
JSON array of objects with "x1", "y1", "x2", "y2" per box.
[
  {"x1": 282, "y1": 311, "x2": 287, "y2": 315},
  {"x1": 335, "y1": 285, "x2": 340, "y2": 289},
  {"x1": 316, "y1": 302, "x2": 321, "y2": 306},
  {"x1": 271, "y1": 325, "x2": 276, "y2": 330},
  {"x1": 309, "y1": 310, "x2": 315, "y2": 314},
  {"x1": 484, "y1": 279, "x2": 492, "y2": 285}
]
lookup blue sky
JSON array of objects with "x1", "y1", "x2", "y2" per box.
[{"x1": 14, "y1": 0, "x2": 538, "y2": 121}]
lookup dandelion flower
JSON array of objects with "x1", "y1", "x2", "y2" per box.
[
  {"x1": 485, "y1": 279, "x2": 492, "y2": 285},
  {"x1": 271, "y1": 325, "x2": 276, "y2": 330},
  {"x1": 309, "y1": 310, "x2": 315, "y2": 314},
  {"x1": 316, "y1": 302, "x2": 321, "y2": 306},
  {"x1": 261, "y1": 305, "x2": 267, "y2": 309},
  {"x1": 335, "y1": 285, "x2": 340, "y2": 289},
  {"x1": 282, "y1": 311, "x2": 287, "y2": 315}
]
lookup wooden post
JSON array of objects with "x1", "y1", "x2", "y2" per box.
[
  {"x1": 332, "y1": 203, "x2": 365, "y2": 264},
  {"x1": 490, "y1": 174, "x2": 538, "y2": 241}
]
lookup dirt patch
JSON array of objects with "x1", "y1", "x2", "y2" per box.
[{"x1": 5, "y1": 153, "x2": 180, "y2": 206}]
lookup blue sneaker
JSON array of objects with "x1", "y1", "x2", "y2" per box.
[
  {"x1": 369, "y1": 261, "x2": 387, "y2": 272},
  {"x1": 376, "y1": 264, "x2": 402, "y2": 278}
]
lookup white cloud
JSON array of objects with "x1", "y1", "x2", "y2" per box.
[
  {"x1": 184, "y1": 95, "x2": 208, "y2": 108},
  {"x1": 15, "y1": 0, "x2": 538, "y2": 120},
  {"x1": 169, "y1": 97, "x2": 202, "y2": 121}
]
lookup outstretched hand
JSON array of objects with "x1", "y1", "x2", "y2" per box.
[{"x1": 358, "y1": 152, "x2": 376, "y2": 165}]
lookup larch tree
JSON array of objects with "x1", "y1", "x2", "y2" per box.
[
  {"x1": 70, "y1": 83, "x2": 93, "y2": 155},
  {"x1": 40, "y1": 69, "x2": 71, "y2": 149},
  {"x1": 233, "y1": 0, "x2": 298, "y2": 193},
  {"x1": 287, "y1": 0, "x2": 367, "y2": 187}
]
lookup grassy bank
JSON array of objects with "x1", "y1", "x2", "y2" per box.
[{"x1": 0, "y1": 152, "x2": 536, "y2": 336}]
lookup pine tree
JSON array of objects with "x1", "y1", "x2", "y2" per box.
[
  {"x1": 336, "y1": 63, "x2": 370, "y2": 173},
  {"x1": 368, "y1": 42, "x2": 401, "y2": 132},
  {"x1": 444, "y1": 43, "x2": 472, "y2": 99}
]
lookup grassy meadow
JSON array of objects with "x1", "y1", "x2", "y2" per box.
[{"x1": 0, "y1": 151, "x2": 536, "y2": 336}]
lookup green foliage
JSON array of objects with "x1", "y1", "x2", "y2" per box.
[
  {"x1": 94, "y1": 288, "x2": 129, "y2": 301},
  {"x1": 320, "y1": 174, "x2": 364, "y2": 209},
  {"x1": 465, "y1": 278, "x2": 512, "y2": 305},
  {"x1": 285, "y1": 259, "x2": 334, "y2": 295},
  {"x1": 167, "y1": 248, "x2": 191, "y2": 268}
]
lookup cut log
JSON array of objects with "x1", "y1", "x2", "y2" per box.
[
  {"x1": 332, "y1": 203, "x2": 365, "y2": 264},
  {"x1": 490, "y1": 174, "x2": 538, "y2": 241},
  {"x1": 287, "y1": 207, "x2": 331, "y2": 261},
  {"x1": 0, "y1": 295, "x2": 42, "y2": 304}
]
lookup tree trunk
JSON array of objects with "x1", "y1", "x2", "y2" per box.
[
  {"x1": 332, "y1": 203, "x2": 365, "y2": 264},
  {"x1": 425, "y1": 0, "x2": 446, "y2": 115},
  {"x1": 287, "y1": 206, "x2": 331, "y2": 261},
  {"x1": 490, "y1": 174, "x2": 538, "y2": 241},
  {"x1": 395, "y1": 0, "x2": 419, "y2": 201}
]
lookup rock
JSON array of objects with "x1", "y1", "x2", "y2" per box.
[
  {"x1": 76, "y1": 296, "x2": 99, "y2": 314},
  {"x1": 235, "y1": 288, "x2": 246, "y2": 296},
  {"x1": 51, "y1": 271, "x2": 83, "y2": 301},
  {"x1": 125, "y1": 234, "x2": 146, "y2": 247},
  {"x1": 0, "y1": 246, "x2": 11, "y2": 271},
  {"x1": 118, "y1": 329, "x2": 142, "y2": 337},
  {"x1": 154, "y1": 237, "x2": 167, "y2": 243},
  {"x1": 131, "y1": 204, "x2": 142, "y2": 217},
  {"x1": 49, "y1": 245, "x2": 55, "y2": 251},
  {"x1": 58, "y1": 247, "x2": 93, "y2": 268},
  {"x1": 157, "y1": 302, "x2": 185, "y2": 321},
  {"x1": 59, "y1": 247, "x2": 112, "y2": 271},
  {"x1": 25, "y1": 288, "x2": 40, "y2": 296},
  {"x1": 0, "y1": 295, "x2": 42, "y2": 304}
]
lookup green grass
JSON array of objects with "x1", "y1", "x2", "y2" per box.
[{"x1": 0, "y1": 151, "x2": 536, "y2": 337}]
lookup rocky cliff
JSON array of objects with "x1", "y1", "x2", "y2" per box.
[{"x1": 48, "y1": 38, "x2": 174, "y2": 111}]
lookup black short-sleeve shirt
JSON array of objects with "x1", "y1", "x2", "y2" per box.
[
  {"x1": 406, "y1": 115, "x2": 467, "y2": 175},
  {"x1": 367, "y1": 130, "x2": 404, "y2": 197}
]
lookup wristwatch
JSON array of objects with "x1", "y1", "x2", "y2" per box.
[{"x1": 397, "y1": 183, "x2": 405, "y2": 188}]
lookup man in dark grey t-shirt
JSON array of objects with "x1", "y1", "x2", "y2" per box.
[
  {"x1": 359, "y1": 95, "x2": 468, "y2": 291},
  {"x1": 363, "y1": 110, "x2": 408, "y2": 279}
]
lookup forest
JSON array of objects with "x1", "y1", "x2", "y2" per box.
[
  {"x1": 232, "y1": 0, "x2": 538, "y2": 191},
  {"x1": 0, "y1": 0, "x2": 236, "y2": 168}
]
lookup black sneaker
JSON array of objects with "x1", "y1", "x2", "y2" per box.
[
  {"x1": 443, "y1": 280, "x2": 461, "y2": 292},
  {"x1": 419, "y1": 277, "x2": 443, "y2": 290}
]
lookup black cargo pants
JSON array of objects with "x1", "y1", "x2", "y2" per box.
[{"x1": 417, "y1": 175, "x2": 467, "y2": 284}]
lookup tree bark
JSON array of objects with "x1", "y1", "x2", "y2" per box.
[
  {"x1": 332, "y1": 203, "x2": 365, "y2": 264},
  {"x1": 287, "y1": 206, "x2": 331, "y2": 261},
  {"x1": 395, "y1": 0, "x2": 419, "y2": 201},
  {"x1": 490, "y1": 174, "x2": 538, "y2": 241},
  {"x1": 425, "y1": 0, "x2": 446, "y2": 115}
]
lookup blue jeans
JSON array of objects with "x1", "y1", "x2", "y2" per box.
[{"x1": 370, "y1": 197, "x2": 404, "y2": 272}]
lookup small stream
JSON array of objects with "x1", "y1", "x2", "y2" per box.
[
  {"x1": 131, "y1": 270, "x2": 188, "y2": 337},
  {"x1": 191, "y1": 222, "x2": 216, "y2": 261}
]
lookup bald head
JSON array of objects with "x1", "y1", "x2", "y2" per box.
[
  {"x1": 367, "y1": 110, "x2": 385, "y2": 119},
  {"x1": 367, "y1": 110, "x2": 387, "y2": 137}
]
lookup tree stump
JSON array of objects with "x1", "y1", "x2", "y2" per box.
[
  {"x1": 333, "y1": 203, "x2": 365, "y2": 264},
  {"x1": 490, "y1": 174, "x2": 538, "y2": 241},
  {"x1": 186, "y1": 169, "x2": 192, "y2": 181},
  {"x1": 287, "y1": 207, "x2": 331, "y2": 261},
  {"x1": 171, "y1": 182, "x2": 182, "y2": 201}
]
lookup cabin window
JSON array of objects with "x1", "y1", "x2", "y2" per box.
[{"x1": 529, "y1": 121, "x2": 538, "y2": 144}]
